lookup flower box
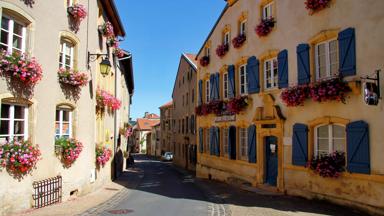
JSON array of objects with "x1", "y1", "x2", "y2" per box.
[
  {"x1": 96, "y1": 146, "x2": 112, "y2": 167},
  {"x1": 0, "y1": 50, "x2": 43, "y2": 86},
  {"x1": 96, "y1": 88, "x2": 121, "y2": 112},
  {"x1": 308, "y1": 151, "x2": 345, "y2": 178},
  {"x1": 255, "y1": 17, "x2": 275, "y2": 37},
  {"x1": 55, "y1": 137, "x2": 83, "y2": 167},
  {"x1": 67, "y1": 4, "x2": 87, "y2": 32},
  {"x1": 58, "y1": 68, "x2": 88, "y2": 87},
  {"x1": 0, "y1": 140, "x2": 41, "y2": 178},
  {"x1": 195, "y1": 96, "x2": 249, "y2": 116},
  {"x1": 232, "y1": 34, "x2": 246, "y2": 49},
  {"x1": 216, "y1": 44, "x2": 229, "y2": 58},
  {"x1": 227, "y1": 96, "x2": 249, "y2": 114},
  {"x1": 199, "y1": 56, "x2": 210, "y2": 67},
  {"x1": 305, "y1": 0, "x2": 332, "y2": 14},
  {"x1": 98, "y1": 21, "x2": 114, "y2": 38}
]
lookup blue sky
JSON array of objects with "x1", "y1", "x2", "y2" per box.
[{"x1": 115, "y1": 0, "x2": 226, "y2": 120}]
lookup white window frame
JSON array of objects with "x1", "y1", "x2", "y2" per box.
[
  {"x1": 59, "y1": 40, "x2": 74, "y2": 69},
  {"x1": 55, "y1": 109, "x2": 73, "y2": 139},
  {"x1": 239, "y1": 64, "x2": 248, "y2": 95},
  {"x1": 240, "y1": 20, "x2": 247, "y2": 36},
  {"x1": 314, "y1": 124, "x2": 346, "y2": 157},
  {"x1": 263, "y1": 2, "x2": 273, "y2": 20},
  {"x1": 205, "y1": 47, "x2": 210, "y2": 57},
  {"x1": 0, "y1": 103, "x2": 28, "y2": 142},
  {"x1": 206, "y1": 80, "x2": 210, "y2": 103},
  {"x1": 264, "y1": 57, "x2": 278, "y2": 90},
  {"x1": 224, "y1": 32, "x2": 230, "y2": 46},
  {"x1": 222, "y1": 128, "x2": 229, "y2": 156},
  {"x1": 315, "y1": 39, "x2": 339, "y2": 81},
  {"x1": 67, "y1": 0, "x2": 74, "y2": 7},
  {"x1": 1, "y1": 15, "x2": 27, "y2": 53},
  {"x1": 223, "y1": 72, "x2": 229, "y2": 99},
  {"x1": 239, "y1": 128, "x2": 248, "y2": 160}
]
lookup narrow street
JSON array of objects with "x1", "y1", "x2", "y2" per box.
[{"x1": 80, "y1": 155, "x2": 364, "y2": 216}]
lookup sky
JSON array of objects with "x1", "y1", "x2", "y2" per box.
[{"x1": 115, "y1": 0, "x2": 226, "y2": 120}]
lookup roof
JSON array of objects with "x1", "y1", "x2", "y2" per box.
[
  {"x1": 159, "y1": 100, "x2": 173, "y2": 108},
  {"x1": 100, "y1": 0, "x2": 126, "y2": 37},
  {"x1": 136, "y1": 118, "x2": 160, "y2": 131},
  {"x1": 118, "y1": 50, "x2": 134, "y2": 95},
  {"x1": 144, "y1": 113, "x2": 160, "y2": 119}
]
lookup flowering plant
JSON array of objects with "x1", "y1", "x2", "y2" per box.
[
  {"x1": 255, "y1": 17, "x2": 275, "y2": 37},
  {"x1": 281, "y1": 85, "x2": 310, "y2": 107},
  {"x1": 107, "y1": 37, "x2": 119, "y2": 48},
  {"x1": 58, "y1": 68, "x2": 88, "y2": 87},
  {"x1": 227, "y1": 96, "x2": 249, "y2": 114},
  {"x1": 199, "y1": 56, "x2": 210, "y2": 67},
  {"x1": 309, "y1": 77, "x2": 351, "y2": 103},
  {"x1": 114, "y1": 48, "x2": 125, "y2": 58},
  {"x1": 0, "y1": 140, "x2": 41, "y2": 178},
  {"x1": 308, "y1": 151, "x2": 345, "y2": 178},
  {"x1": 232, "y1": 34, "x2": 246, "y2": 49},
  {"x1": 216, "y1": 44, "x2": 229, "y2": 58},
  {"x1": 305, "y1": 0, "x2": 331, "y2": 14},
  {"x1": 96, "y1": 146, "x2": 112, "y2": 167},
  {"x1": 195, "y1": 104, "x2": 210, "y2": 116},
  {"x1": 67, "y1": 4, "x2": 87, "y2": 22},
  {"x1": 96, "y1": 88, "x2": 121, "y2": 111},
  {"x1": 99, "y1": 21, "x2": 114, "y2": 38},
  {"x1": 22, "y1": 0, "x2": 35, "y2": 7},
  {"x1": 0, "y1": 50, "x2": 43, "y2": 86},
  {"x1": 55, "y1": 137, "x2": 83, "y2": 167},
  {"x1": 208, "y1": 100, "x2": 227, "y2": 115}
]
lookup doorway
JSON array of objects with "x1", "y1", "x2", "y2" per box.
[
  {"x1": 265, "y1": 136, "x2": 278, "y2": 186},
  {"x1": 229, "y1": 126, "x2": 236, "y2": 160}
]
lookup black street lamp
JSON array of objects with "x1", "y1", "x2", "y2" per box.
[{"x1": 88, "y1": 52, "x2": 112, "y2": 76}]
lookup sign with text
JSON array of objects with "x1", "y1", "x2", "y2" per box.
[{"x1": 215, "y1": 115, "x2": 236, "y2": 122}]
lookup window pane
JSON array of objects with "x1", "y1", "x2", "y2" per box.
[
  {"x1": 333, "y1": 139, "x2": 345, "y2": 152},
  {"x1": 317, "y1": 125, "x2": 328, "y2": 137},
  {"x1": 1, "y1": 17, "x2": 9, "y2": 30},
  {"x1": 12, "y1": 35, "x2": 22, "y2": 50},
  {"x1": 62, "y1": 110, "x2": 70, "y2": 121},
  {"x1": 333, "y1": 125, "x2": 345, "y2": 138},
  {"x1": 14, "y1": 120, "x2": 24, "y2": 135},
  {"x1": 14, "y1": 106, "x2": 25, "y2": 119},
  {"x1": 55, "y1": 110, "x2": 60, "y2": 121},
  {"x1": 13, "y1": 22, "x2": 23, "y2": 36},
  {"x1": 1, "y1": 104, "x2": 10, "y2": 118},
  {"x1": 1, "y1": 30, "x2": 8, "y2": 46},
  {"x1": 317, "y1": 138, "x2": 329, "y2": 155},
  {"x1": 62, "y1": 123, "x2": 70, "y2": 135},
  {"x1": 55, "y1": 122, "x2": 60, "y2": 135},
  {"x1": 0, "y1": 120, "x2": 9, "y2": 135},
  {"x1": 329, "y1": 40, "x2": 339, "y2": 76}
]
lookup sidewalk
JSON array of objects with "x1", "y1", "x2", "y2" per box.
[{"x1": 11, "y1": 167, "x2": 143, "y2": 216}]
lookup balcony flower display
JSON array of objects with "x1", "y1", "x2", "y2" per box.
[
  {"x1": 107, "y1": 37, "x2": 119, "y2": 48},
  {"x1": 255, "y1": 17, "x2": 275, "y2": 37},
  {"x1": 67, "y1": 3, "x2": 87, "y2": 32},
  {"x1": 114, "y1": 48, "x2": 125, "y2": 58},
  {"x1": 0, "y1": 140, "x2": 41, "y2": 178},
  {"x1": 55, "y1": 137, "x2": 83, "y2": 167},
  {"x1": 308, "y1": 151, "x2": 345, "y2": 178},
  {"x1": 98, "y1": 21, "x2": 114, "y2": 38},
  {"x1": 58, "y1": 68, "x2": 88, "y2": 87},
  {"x1": 227, "y1": 96, "x2": 249, "y2": 114},
  {"x1": 0, "y1": 50, "x2": 43, "y2": 86},
  {"x1": 96, "y1": 146, "x2": 112, "y2": 167},
  {"x1": 232, "y1": 34, "x2": 246, "y2": 49},
  {"x1": 216, "y1": 44, "x2": 229, "y2": 58},
  {"x1": 195, "y1": 104, "x2": 209, "y2": 116},
  {"x1": 309, "y1": 77, "x2": 351, "y2": 103},
  {"x1": 281, "y1": 85, "x2": 310, "y2": 107},
  {"x1": 199, "y1": 56, "x2": 210, "y2": 67},
  {"x1": 96, "y1": 88, "x2": 121, "y2": 111},
  {"x1": 305, "y1": 0, "x2": 332, "y2": 14},
  {"x1": 208, "y1": 100, "x2": 227, "y2": 115}
]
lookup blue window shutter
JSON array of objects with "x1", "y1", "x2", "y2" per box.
[
  {"x1": 246, "y1": 56, "x2": 260, "y2": 94},
  {"x1": 346, "y1": 121, "x2": 370, "y2": 174},
  {"x1": 210, "y1": 127, "x2": 215, "y2": 155},
  {"x1": 215, "y1": 127, "x2": 220, "y2": 156},
  {"x1": 292, "y1": 123, "x2": 308, "y2": 166},
  {"x1": 199, "y1": 128, "x2": 203, "y2": 153},
  {"x1": 297, "y1": 44, "x2": 311, "y2": 85},
  {"x1": 278, "y1": 50, "x2": 289, "y2": 89},
  {"x1": 198, "y1": 80, "x2": 202, "y2": 105},
  {"x1": 215, "y1": 73, "x2": 220, "y2": 100},
  {"x1": 228, "y1": 65, "x2": 236, "y2": 98},
  {"x1": 209, "y1": 74, "x2": 214, "y2": 101},
  {"x1": 247, "y1": 125, "x2": 256, "y2": 163},
  {"x1": 338, "y1": 28, "x2": 356, "y2": 77}
]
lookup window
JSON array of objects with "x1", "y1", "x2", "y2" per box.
[
  {"x1": 205, "y1": 128, "x2": 210, "y2": 153},
  {"x1": 55, "y1": 108, "x2": 72, "y2": 139},
  {"x1": 223, "y1": 73, "x2": 229, "y2": 99},
  {"x1": 178, "y1": 120, "x2": 181, "y2": 133},
  {"x1": 239, "y1": 64, "x2": 248, "y2": 95},
  {"x1": 264, "y1": 58, "x2": 278, "y2": 90},
  {"x1": 204, "y1": 47, "x2": 210, "y2": 57},
  {"x1": 315, "y1": 124, "x2": 346, "y2": 156},
  {"x1": 240, "y1": 20, "x2": 247, "y2": 36},
  {"x1": 191, "y1": 115, "x2": 195, "y2": 134},
  {"x1": 182, "y1": 95, "x2": 184, "y2": 106},
  {"x1": 0, "y1": 15, "x2": 27, "y2": 53},
  {"x1": 239, "y1": 128, "x2": 248, "y2": 160},
  {"x1": 315, "y1": 39, "x2": 339, "y2": 80},
  {"x1": 222, "y1": 128, "x2": 229, "y2": 156},
  {"x1": 224, "y1": 32, "x2": 230, "y2": 46},
  {"x1": 0, "y1": 103, "x2": 28, "y2": 142},
  {"x1": 186, "y1": 117, "x2": 189, "y2": 134},
  {"x1": 192, "y1": 89, "x2": 195, "y2": 103},
  {"x1": 263, "y1": 2, "x2": 273, "y2": 19},
  {"x1": 206, "y1": 80, "x2": 210, "y2": 103},
  {"x1": 186, "y1": 93, "x2": 189, "y2": 105},
  {"x1": 182, "y1": 119, "x2": 184, "y2": 134},
  {"x1": 59, "y1": 39, "x2": 75, "y2": 69}
]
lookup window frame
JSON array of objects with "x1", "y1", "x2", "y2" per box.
[
  {"x1": 224, "y1": 32, "x2": 230, "y2": 46},
  {"x1": 315, "y1": 38, "x2": 339, "y2": 81},
  {"x1": 0, "y1": 15, "x2": 27, "y2": 53},
  {"x1": 222, "y1": 128, "x2": 229, "y2": 156},
  {"x1": 59, "y1": 39, "x2": 75, "y2": 69},
  {"x1": 240, "y1": 20, "x2": 247, "y2": 36},
  {"x1": 204, "y1": 47, "x2": 210, "y2": 57},
  {"x1": 0, "y1": 103, "x2": 29, "y2": 142},
  {"x1": 205, "y1": 128, "x2": 210, "y2": 153},
  {"x1": 314, "y1": 123, "x2": 346, "y2": 157},
  {"x1": 239, "y1": 128, "x2": 248, "y2": 160},
  {"x1": 223, "y1": 72, "x2": 229, "y2": 99},
  {"x1": 262, "y1": 2, "x2": 273, "y2": 20},
  {"x1": 55, "y1": 108, "x2": 73, "y2": 139},
  {"x1": 239, "y1": 64, "x2": 248, "y2": 95},
  {"x1": 263, "y1": 57, "x2": 278, "y2": 90}
]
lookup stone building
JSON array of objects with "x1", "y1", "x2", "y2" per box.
[
  {"x1": 172, "y1": 54, "x2": 197, "y2": 171},
  {"x1": 195, "y1": 0, "x2": 384, "y2": 214},
  {"x1": 159, "y1": 101, "x2": 173, "y2": 154},
  {"x1": 0, "y1": 0, "x2": 133, "y2": 214},
  {"x1": 134, "y1": 113, "x2": 159, "y2": 153}
]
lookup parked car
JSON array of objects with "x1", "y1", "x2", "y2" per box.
[{"x1": 161, "y1": 152, "x2": 173, "y2": 161}]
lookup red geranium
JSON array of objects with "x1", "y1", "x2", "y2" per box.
[
  {"x1": 216, "y1": 44, "x2": 229, "y2": 58},
  {"x1": 227, "y1": 96, "x2": 249, "y2": 114},
  {"x1": 255, "y1": 17, "x2": 275, "y2": 37},
  {"x1": 199, "y1": 56, "x2": 210, "y2": 67},
  {"x1": 232, "y1": 34, "x2": 246, "y2": 49},
  {"x1": 305, "y1": 0, "x2": 332, "y2": 14}
]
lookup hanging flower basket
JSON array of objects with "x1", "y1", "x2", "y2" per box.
[
  {"x1": 255, "y1": 17, "x2": 276, "y2": 37},
  {"x1": 0, "y1": 50, "x2": 43, "y2": 86},
  {"x1": 58, "y1": 68, "x2": 88, "y2": 87},
  {"x1": 227, "y1": 96, "x2": 249, "y2": 114},
  {"x1": 0, "y1": 140, "x2": 41, "y2": 179},
  {"x1": 96, "y1": 88, "x2": 122, "y2": 112},
  {"x1": 232, "y1": 34, "x2": 246, "y2": 49},
  {"x1": 107, "y1": 37, "x2": 119, "y2": 48},
  {"x1": 114, "y1": 48, "x2": 125, "y2": 58},
  {"x1": 308, "y1": 151, "x2": 345, "y2": 178},
  {"x1": 96, "y1": 146, "x2": 112, "y2": 167},
  {"x1": 98, "y1": 21, "x2": 115, "y2": 38},
  {"x1": 305, "y1": 0, "x2": 332, "y2": 14},
  {"x1": 67, "y1": 4, "x2": 87, "y2": 32},
  {"x1": 55, "y1": 137, "x2": 83, "y2": 167},
  {"x1": 199, "y1": 56, "x2": 210, "y2": 67},
  {"x1": 281, "y1": 85, "x2": 310, "y2": 107},
  {"x1": 216, "y1": 44, "x2": 229, "y2": 58}
]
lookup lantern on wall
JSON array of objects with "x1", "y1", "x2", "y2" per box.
[
  {"x1": 362, "y1": 70, "x2": 381, "y2": 106},
  {"x1": 88, "y1": 52, "x2": 112, "y2": 76}
]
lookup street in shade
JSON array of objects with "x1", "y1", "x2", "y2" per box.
[{"x1": 82, "y1": 155, "x2": 363, "y2": 216}]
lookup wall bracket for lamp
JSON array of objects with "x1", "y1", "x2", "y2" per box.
[{"x1": 361, "y1": 69, "x2": 381, "y2": 105}]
